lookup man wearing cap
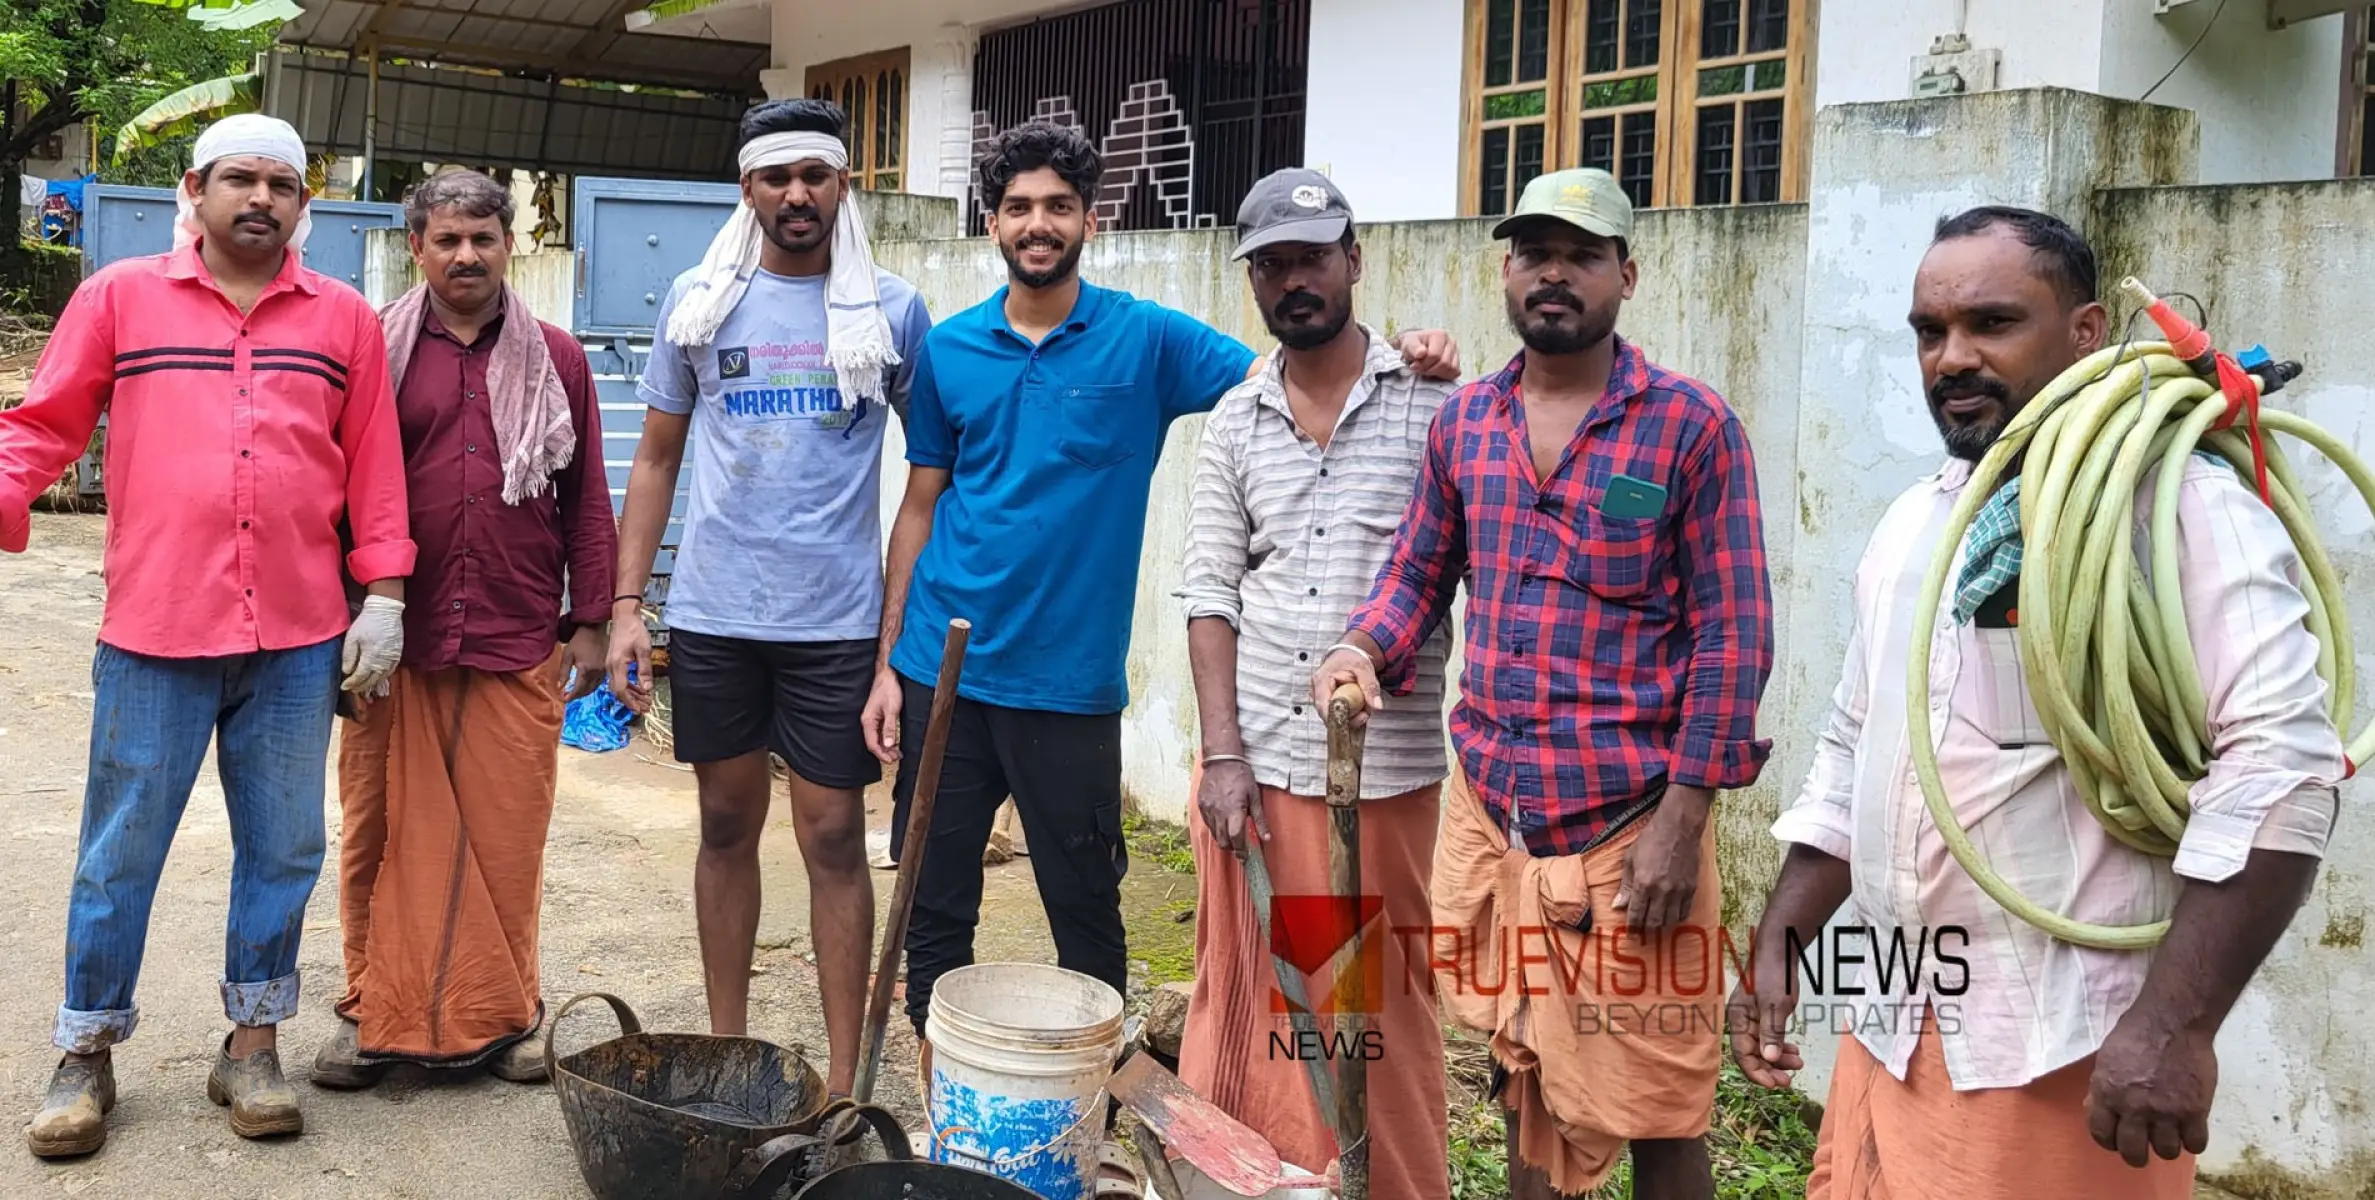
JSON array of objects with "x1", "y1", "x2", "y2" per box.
[
  {"x1": 1175, "y1": 169, "x2": 1456, "y2": 1197},
  {"x1": 607, "y1": 98, "x2": 932, "y2": 1100},
  {"x1": 1312, "y1": 168, "x2": 1775, "y2": 1198},
  {"x1": 1, "y1": 114, "x2": 413, "y2": 1155}
]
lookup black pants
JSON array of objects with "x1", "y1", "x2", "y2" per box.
[{"x1": 888, "y1": 673, "x2": 1129, "y2": 1037}]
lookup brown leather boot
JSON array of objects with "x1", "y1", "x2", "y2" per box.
[
  {"x1": 26, "y1": 1053, "x2": 115, "y2": 1158},
  {"x1": 207, "y1": 1035, "x2": 303, "y2": 1139}
]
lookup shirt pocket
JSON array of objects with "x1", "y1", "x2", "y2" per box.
[
  {"x1": 1050, "y1": 382, "x2": 1144, "y2": 471},
  {"x1": 1966, "y1": 627, "x2": 2051, "y2": 749},
  {"x1": 1555, "y1": 510, "x2": 1661, "y2": 602}
]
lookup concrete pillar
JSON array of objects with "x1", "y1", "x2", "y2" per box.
[
  {"x1": 1769, "y1": 86, "x2": 2197, "y2": 1097},
  {"x1": 902, "y1": 22, "x2": 979, "y2": 207}
]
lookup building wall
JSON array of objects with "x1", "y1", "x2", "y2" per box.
[
  {"x1": 854, "y1": 90, "x2": 2375, "y2": 1192},
  {"x1": 1301, "y1": 0, "x2": 1465, "y2": 221},
  {"x1": 1814, "y1": 0, "x2": 2349, "y2": 183}
]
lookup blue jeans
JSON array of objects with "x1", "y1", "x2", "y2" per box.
[{"x1": 53, "y1": 637, "x2": 342, "y2": 1054}]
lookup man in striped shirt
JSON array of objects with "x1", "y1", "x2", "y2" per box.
[{"x1": 1175, "y1": 170, "x2": 1456, "y2": 1197}]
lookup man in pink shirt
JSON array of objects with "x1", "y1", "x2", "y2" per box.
[
  {"x1": 1726, "y1": 207, "x2": 2344, "y2": 1198},
  {"x1": 0, "y1": 115, "x2": 414, "y2": 1157}
]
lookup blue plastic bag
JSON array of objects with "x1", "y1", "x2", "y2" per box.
[{"x1": 560, "y1": 672, "x2": 634, "y2": 753}]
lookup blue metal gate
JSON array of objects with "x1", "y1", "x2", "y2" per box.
[{"x1": 571, "y1": 177, "x2": 741, "y2": 615}]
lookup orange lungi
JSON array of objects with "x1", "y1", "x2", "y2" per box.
[
  {"x1": 1175, "y1": 769, "x2": 1448, "y2": 1200},
  {"x1": 1432, "y1": 766, "x2": 1722, "y2": 1195},
  {"x1": 1809, "y1": 1011, "x2": 2195, "y2": 1199},
  {"x1": 336, "y1": 650, "x2": 565, "y2": 1063}
]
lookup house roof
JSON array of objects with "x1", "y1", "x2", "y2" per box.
[{"x1": 278, "y1": 0, "x2": 770, "y2": 95}]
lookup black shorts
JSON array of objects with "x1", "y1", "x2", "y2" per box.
[{"x1": 665, "y1": 629, "x2": 879, "y2": 789}]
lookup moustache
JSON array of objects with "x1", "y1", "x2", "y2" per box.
[
  {"x1": 773, "y1": 206, "x2": 822, "y2": 226},
  {"x1": 1272, "y1": 292, "x2": 1324, "y2": 320},
  {"x1": 1930, "y1": 373, "x2": 2010, "y2": 405},
  {"x1": 1017, "y1": 235, "x2": 1065, "y2": 253},
  {"x1": 445, "y1": 264, "x2": 489, "y2": 280},
  {"x1": 1526, "y1": 285, "x2": 1582, "y2": 313},
  {"x1": 233, "y1": 212, "x2": 281, "y2": 230}
]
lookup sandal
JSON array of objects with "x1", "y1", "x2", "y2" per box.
[{"x1": 1095, "y1": 1139, "x2": 1145, "y2": 1198}]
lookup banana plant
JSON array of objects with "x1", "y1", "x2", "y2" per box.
[{"x1": 112, "y1": 72, "x2": 261, "y2": 164}]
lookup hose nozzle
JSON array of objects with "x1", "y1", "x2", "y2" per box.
[{"x1": 2120, "y1": 277, "x2": 2215, "y2": 375}]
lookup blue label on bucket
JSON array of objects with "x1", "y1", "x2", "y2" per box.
[{"x1": 930, "y1": 1077, "x2": 1096, "y2": 1200}]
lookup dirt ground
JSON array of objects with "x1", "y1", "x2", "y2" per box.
[{"x1": 0, "y1": 512, "x2": 1195, "y2": 1199}]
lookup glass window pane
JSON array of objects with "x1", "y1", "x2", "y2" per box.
[
  {"x1": 1485, "y1": 88, "x2": 1550, "y2": 120},
  {"x1": 876, "y1": 70, "x2": 891, "y2": 168},
  {"x1": 1520, "y1": 0, "x2": 1552, "y2": 82},
  {"x1": 1515, "y1": 124, "x2": 1546, "y2": 196},
  {"x1": 1743, "y1": 97, "x2": 1784, "y2": 202},
  {"x1": 1482, "y1": 126, "x2": 1512, "y2": 214},
  {"x1": 1700, "y1": 65, "x2": 1745, "y2": 97},
  {"x1": 1748, "y1": 0, "x2": 1790, "y2": 53},
  {"x1": 1695, "y1": 105, "x2": 1735, "y2": 205},
  {"x1": 850, "y1": 78, "x2": 869, "y2": 170},
  {"x1": 1620, "y1": 110, "x2": 1657, "y2": 208},
  {"x1": 1702, "y1": 0, "x2": 1741, "y2": 59},
  {"x1": 1586, "y1": 0, "x2": 1620, "y2": 74},
  {"x1": 1582, "y1": 74, "x2": 1658, "y2": 109},
  {"x1": 1752, "y1": 58, "x2": 1788, "y2": 91},
  {"x1": 1626, "y1": 0, "x2": 1663, "y2": 70},
  {"x1": 888, "y1": 70, "x2": 904, "y2": 167},
  {"x1": 1487, "y1": 0, "x2": 1516, "y2": 87},
  {"x1": 1581, "y1": 115, "x2": 1617, "y2": 172},
  {"x1": 877, "y1": 172, "x2": 901, "y2": 192}
]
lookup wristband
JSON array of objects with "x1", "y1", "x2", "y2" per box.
[
  {"x1": 1324, "y1": 641, "x2": 1377, "y2": 669},
  {"x1": 612, "y1": 593, "x2": 645, "y2": 607},
  {"x1": 1201, "y1": 753, "x2": 1251, "y2": 768}
]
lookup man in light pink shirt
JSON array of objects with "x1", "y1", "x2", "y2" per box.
[
  {"x1": 1726, "y1": 207, "x2": 2343, "y2": 1198},
  {"x1": 0, "y1": 116, "x2": 414, "y2": 1157}
]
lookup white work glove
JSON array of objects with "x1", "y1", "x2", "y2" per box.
[{"x1": 341, "y1": 594, "x2": 406, "y2": 693}]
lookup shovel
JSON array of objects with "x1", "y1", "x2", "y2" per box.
[
  {"x1": 853, "y1": 618, "x2": 971, "y2": 1107},
  {"x1": 1319, "y1": 681, "x2": 1370, "y2": 1200},
  {"x1": 1107, "y1": 1051, "x2": 1322, "y2": 1197}
]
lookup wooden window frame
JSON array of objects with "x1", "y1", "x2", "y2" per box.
[
  {"x1": 2341, "y1": 7, "x2": 2370, "y2": 177},
  {"x1": 805, "y1": 47, "x2": 911, "y2": 192},
  {"x1": 1459, "y1": 0, "x2": 1818, "y2": 216}
]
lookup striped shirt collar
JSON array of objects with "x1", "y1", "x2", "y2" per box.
[{"x1": 1246, "y1": 323, "x2": 1414, "y2": 422}]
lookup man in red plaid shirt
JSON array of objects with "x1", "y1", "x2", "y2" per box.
[{"x1": 1312, "y1": 167, "x2": 1774, "y2": 1200}]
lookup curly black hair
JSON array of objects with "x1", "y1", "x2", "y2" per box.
[
  {"x1": 976, "y1": 121, "x2": 1103, "y2": 210},
  {"x1": 740, "y1": 98, "x2": 846, "y2": 150}
]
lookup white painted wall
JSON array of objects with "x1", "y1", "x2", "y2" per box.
[
  {"x1": 1301, "y1": 0, "x2": 1466, "y2": 221},
  {"x1": 2098, "y1": 0, "x2": 2347, "y2": 184},
  {"x1": 1817, "y1": 0, "x2": 2349, "y2": 183}
]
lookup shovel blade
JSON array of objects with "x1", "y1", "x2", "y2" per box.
[{"x1": 1107, "y1": 1053, "x2": 1288, "y2": 1197}]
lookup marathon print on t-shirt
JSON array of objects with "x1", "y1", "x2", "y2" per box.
[{"x1": 715, "y1": 340, "x2": 863, "y2": 433}]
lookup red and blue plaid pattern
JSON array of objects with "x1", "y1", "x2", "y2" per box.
[{"x1": 1347, "y1": 340, "x2": 1776, "y2": 856}]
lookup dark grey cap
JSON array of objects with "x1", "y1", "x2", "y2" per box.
[{"x1": 1232, "y1": 168, "x2": 1354, "y2": 260}]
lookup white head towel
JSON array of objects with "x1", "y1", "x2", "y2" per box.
[
  {"x1": 174, "y1": 113, "x2": 314, "y2": 254},
  {"x1": 664, "y1": 130, "x2": 898, "y2": 408}
]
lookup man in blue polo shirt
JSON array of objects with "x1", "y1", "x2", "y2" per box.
[{"x1": 860, "y1": 120, "x2": 1456, "y2": 1048}]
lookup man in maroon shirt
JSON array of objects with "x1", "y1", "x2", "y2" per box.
[{"x1": 314, "y1": 168, "x2": 614, "y2": 1089}]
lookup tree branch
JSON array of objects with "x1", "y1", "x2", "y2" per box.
[{"x1": 0, "y1": 95, "x2": 82, "y2": 167}]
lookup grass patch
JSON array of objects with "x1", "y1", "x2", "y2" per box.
[
  {"x1": 1122, "y1": 811, "x2": 1197, "y2": 876},
  {"x1": 1444, "y1": 1027, "x2": 1816, "y2": 1199}
]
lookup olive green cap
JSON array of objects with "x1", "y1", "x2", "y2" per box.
[{"x1": 1490, "y1": 168, "x2": 1633, "y2": 242}]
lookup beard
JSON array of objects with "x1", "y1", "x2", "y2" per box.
[
  {"x1": 1505, "y1": 283, "x2": 1615, "y2": 355},
  {"x1": 761, "y1": 204, "x2": 830, "y2": 255},
  {"x1": 1001, "y1": 232, "x2": 1084, "y2": 290},
  {"x1": 1928, "y1": 372, "x2": 2016, "y2": 462},
  {"x1": 1264, "y1": 292, "x2": 1351, "y2": 350}
]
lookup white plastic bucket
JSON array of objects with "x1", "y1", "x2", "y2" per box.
[{"x1": 924, "y1": 963, "x2": 1126, "y2": 1200}]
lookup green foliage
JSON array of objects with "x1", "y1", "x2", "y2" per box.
[
  {"x1": 113, "y1": 71, "x2": 260, "y2": 163},
  {"x1": 1, "y1": 0, "x2": 279, "y2": 186},
  {"x1": 1443, "y1": 1058, "x2": 1818, "y2": 1200},
  {"x1": 1122, "y1": 811, "x2": 1198, "y2": 876}
]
